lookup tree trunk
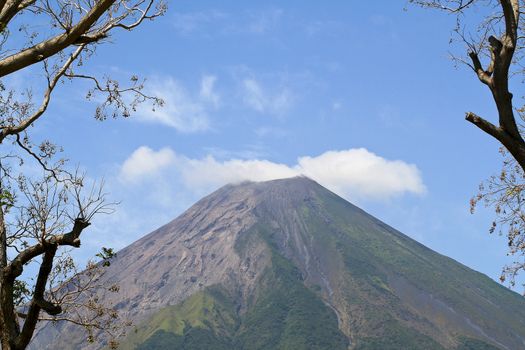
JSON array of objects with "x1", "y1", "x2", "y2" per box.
[
  {"x1": 0, "y1": 205, "x2": 17, "y2": 350},
  {"x1": 0, "y1": 282, "x2": 17, "y2": 350}
]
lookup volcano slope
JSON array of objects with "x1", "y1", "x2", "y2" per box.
[{"x1": 30, "y1": 177, "x2": 525, "y2": 349}]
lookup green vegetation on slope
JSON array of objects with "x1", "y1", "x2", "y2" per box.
[
  {"x1": 122, "y1": 244, "x2": 348, "y2": 350},
  {"x1": 307, "y1": 188, "x2": 523, "y2": 348},
  {"x1": 136, "y1": 328, "x2": 232, "y2": 350},
  {"x1": 234, "y1": 249, "x2": 348, "y2": 350},
  {"x1": 456, "y1": 337, "x2": 501, "y2": 350},
  {"x1": 355, "y1": 319, "x2": 444, "y2": 350},
  {"x1": 119, "y1": 286, "x2": 237, "y2": 349},
  {"x1": 120, "y1": 179, "x2": 525, "y2": 349}
]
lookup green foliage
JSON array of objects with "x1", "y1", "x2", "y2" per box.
[
  {"x1": 355, "y1": 320, "x2": 444, "y2": 350},
  {"x1": 234, "y1": 252, "x2": 347, "y2": 350},
  {"x1": 96, "y1": 247, "x2": 116, "y2": 267},
  {"x1": 121, "y1": 180, "x2": 525, "y2": 349},
  {"x1": 119, "y1": 287, "x2": 237, "y2": 349},
  {"x1": 137, "y1": 328, "x2": 232, "y2": 350},
  {"x1": 13, "y1": 279, "x2": 30, "y2": 306},
  {"x1": 0, "y1": 188, "x2": 14, "y2": 208},
  {"x1": 123, "y1": 249, "x2": 347, "y2": 350},
  {"x1": 456, "y1": 337, "x2": 501, "y2": 350},
  {"x1": 312, "y1": 186, "x2": 525, "y2": 342}
]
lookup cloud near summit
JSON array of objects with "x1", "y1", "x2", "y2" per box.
[{"x1": 120, "y1": 147, "x2": 426, "y2": 201}]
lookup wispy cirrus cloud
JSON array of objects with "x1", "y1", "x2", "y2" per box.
[
  {"x1": 200, "y1": 75, "x2": 220, "y2": 107},
  {"x1": 171, "y1": 8, "x2": 285, "y2": 36},
  {"x1": 247, "y1": 8, "x2": 284, "y2": 34},
  {"x1": 242, "y1": 78, "x2": 293, "y2": 115},
  {"x1": 136, "y1": 75, "x2": 219, "y2": 132},
  {"x1": 171, "y1": 10, "x2": 229, "y2": 35}
]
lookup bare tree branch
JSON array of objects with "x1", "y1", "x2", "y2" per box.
[
  {"x1": 0, "y1": 0, "x2": 114, "y2": 77},
  {"x1": 468, "y1": 50, "x2": 493, "y2": 85},
  {"x1": 0, "y1": 0, "x2": 165, "y2": 347},
  {"x1": 465, "y1": 111, "x2": 503, "y2": 139},
  {"x1": 413, "y1": 0, "x2": 525, "y2": 291},
  {"x1": 16, "y1": 245, "x2": 59, "y2": 349},
  {"x1": 0, "y1": 44, "x2": 84, "y2": 141}
]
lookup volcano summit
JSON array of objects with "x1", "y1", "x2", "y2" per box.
[{"x1": 31, "y1": 177, "x2": 525, "y2": 349}]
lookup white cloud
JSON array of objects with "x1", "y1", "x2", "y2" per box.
[
  {"x1": 136, "y1": 77, "x2": 210, "y2": 132},
  {"x1": 179, "y1": 156, "x2": 297, "y2": 190},
  {"x1": 332, "y1": 101, "x2": 342, "y2": 111},
  {"x1": 243, "y1": 79, "x2": 264, "y2": 112},
  {"x1": 296, "y1": 149, "x2": 426, "y2": 200},
  {"x1": 242, "y1": 78, "x2": 292, "y2": 115},
  {"x1": 248, "y1": 8, "x2": 284, "y2": 34},
  {"x1": 172, "y1": 10, "x2": 229, "y2": 35},
  {"x1": 304, "y1": 19, "x2": 344, "y2": 37},
  {"x1": 119, "y1": 147, "x2": 426, "y2": 201},
  {"x1": 200, "y1": 75, "x2": 220, "y2": 107},
  {"x1": 254, "y1": 126, "x2": 287, "y2": 138},
  {"x1": 171, "y1": 9, "x2": 283, "y2": 36},
  {"x1": 120, "y1": 146, "x2": 176, "y2": 182}
]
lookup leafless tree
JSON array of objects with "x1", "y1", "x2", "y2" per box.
[
  {"x1": 410, "y1": 0, "x2": 525, "y2": 290},
  {"x1": 0, "y1": 0, "x2": 165, "y2": 349}
]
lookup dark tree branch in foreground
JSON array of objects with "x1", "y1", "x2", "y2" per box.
[
  {"x1": 411, "y1": 0, "x2": 525, "y2": 290},
  {"x1": 0, "y1": 0, "x2": 166, "y2": 348}
]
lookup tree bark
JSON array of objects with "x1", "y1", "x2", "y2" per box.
[
  {"x1": 465, "y1": 1, "x2": 525, "y2": 171},
  {"x1": 16, "y1": 246, "x2": 58, "y2": 349},
  {"x1": 0, "y1": 205, "x2": 17, "y2": 350},
  {"x1": 0, "y1": 0, "x2": 115, "y2": 77}
]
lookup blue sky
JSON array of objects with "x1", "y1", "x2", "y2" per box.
[{"x1": 16, "y1": 1, "x2": 516, "y2": 285}]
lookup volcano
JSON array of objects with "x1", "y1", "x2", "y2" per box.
[{"x1": 31, "y1": 177, "x2": 525, "y2": 349}]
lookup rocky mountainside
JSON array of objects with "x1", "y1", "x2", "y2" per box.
[{"x1": 31, "y1": 177, "x2": 525, "y2": 349}]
